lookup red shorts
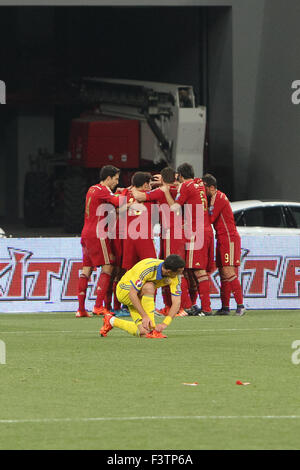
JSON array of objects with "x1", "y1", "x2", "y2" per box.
[
  {"x1": 81, "y1": 237, "x2": 115, "y2": 267},
  {"x1": 159, "y1": 229, "x2": 186, "y2": 260},
  {"x1": 185, "y1": 230, "x2": 215, "y2": 271},
  {"x1": 216, "y1": 233, "x2": 241, "y2": 268},
  {"x1": 122, "y1": 237, "x2": 157, "y2": 270}
]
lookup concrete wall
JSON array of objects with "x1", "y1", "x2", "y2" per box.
[
  {"x1": 248, "y1": 0, "x2": 300, "y2": 201},
  {"x1": 206, "y1": 7, "x2": 233, "y2": 197}
]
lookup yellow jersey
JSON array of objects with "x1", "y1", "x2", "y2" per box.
[{"x1": 118, "y1": 258, "x2": 181, "y2": 296}]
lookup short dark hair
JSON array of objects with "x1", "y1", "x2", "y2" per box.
[
  {"x1": 131, "y1": 171, "x2": 152, "y2": 188},
  {"x1": 99, "y1": 165, "x2": 120, "y2": 181},
  {"x1": 161, "y1": 167, "x2": 176, "y2": 184},
  {"x1": 177, "y1": 163, "x2": 194, "y2": 179},
  {"x1": 202, "y1": 173, "x2": 217, "y2": 188},
  {"x1": 163, "y1": 254, "x2": 185, "y2": 272}
]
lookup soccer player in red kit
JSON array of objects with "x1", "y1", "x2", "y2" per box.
[
  {"x1": 162, "y1": 163, "x2": 214, "y2": 315},
  {"x1": 77, "y1": 165, "x2": 124, "y2": 317},
  {"x1": 132, "y1": 167, "x2": 192, "y2": 316},
  {"x1": 121, "y1": 172, "x2": 158, "y2": 271},
  {"x1": 202, "y1": 174, "x2": 246, "y2": 316}
]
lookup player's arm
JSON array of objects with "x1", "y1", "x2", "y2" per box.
[
  {"x1": 129, "y1": 285, "x2": 153, "y2": 331},
  {"x1": 131, "y1": 187, "x2": 147, "y2": 202},
  {"x1": 160, "y1": 185, "x2": 181, "y2": 212},
  {"x1": 155, "y1": 277, "x2": 181, "y2": 332},
  {"x1": 108, "y1": 193, "x2": 134, "y2": 214},
  {"x1": 208, "y1": 194, "x2": 226, "y2": 223},
  {"x1": 155, "y1": 295, "x2": 181, "y2": 333}
]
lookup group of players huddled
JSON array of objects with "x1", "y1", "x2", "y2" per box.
[{"x1": 76, "y1": 163, "x2": 245, "y2": 338}]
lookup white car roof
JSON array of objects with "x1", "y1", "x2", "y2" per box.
[{"x1": 230, "y1": 200, "x2": 300, "y2": 212}]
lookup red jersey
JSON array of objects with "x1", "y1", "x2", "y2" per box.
[
  {"x1": 81, "y1": 184, "x2": 120, "y2": 239},
  {"x1": 145, "y1": 185, "x2": 182, "y2": 237},
  {"x1": 208, "y1": 190, "x2": 238, "y2": 238},
  {"x1": 120, "y1": 187, "x2": 157, "y2": 239},
  {"x1": 175, "y1": 178, "x2": 212, "y2": 234}
]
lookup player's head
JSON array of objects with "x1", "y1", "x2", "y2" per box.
[
  {"x1": 162, "y1": 254, "x2": 185, "y2": 278},
  {"x1": 132, "y1": 172, "x2": 152, "y2": 191},
  {"x1": 161, "y1": 167, "x2": 176, "y2": 184},
  {"x1": 176, "y1": 163, "x2": 195, "y2": 182},
  {"x1": 100, "y1": 165, "x2": 120, "y2": 190},
  {"x1": 202, "y1": 173, "x2": 217, "y2": 197}
]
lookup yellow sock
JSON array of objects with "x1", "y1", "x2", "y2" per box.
[
  {"x1": 141, "y1": 295, "x2": 156, "y2": 328},
  {"x1": 113, "y1": 317, "x2": 140, "y2": 337}
]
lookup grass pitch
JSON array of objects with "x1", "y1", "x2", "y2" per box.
[{"x1": 0, "y1": 310, "x2": 300, "y2": 450}]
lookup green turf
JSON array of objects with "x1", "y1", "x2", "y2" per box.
[{"x1": 0, "y1": 310, "x2": 300, "y2": 450}]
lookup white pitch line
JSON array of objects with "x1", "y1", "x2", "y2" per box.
[
  {"x1": 1, "y1": 327, "x2": 300, "y2": 334},
  {"x1": 1, "y1": 415, "x2": 300, "y2": 425}
]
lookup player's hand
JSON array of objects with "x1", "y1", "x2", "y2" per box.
[
  {"x1": 152, "y1": 174, "x2": 162, "y2": 183},
  {"x1": 142, "y1": 316, "x2": 153, "y2": 331},
  {"x1": 155, "y1": 322, "x2": 167, "y2": 333},
  {"x1": 150, "y1": 174, "x2": 162, "y2": 188}
]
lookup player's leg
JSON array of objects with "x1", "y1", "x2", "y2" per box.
[
  {"x1": 165, "y1": 235, "x2": 191, "y2": 316},
  {"x1": 187, "y1": 269, "x2": 199, "y2": 307},
  {"x1": 214, "y1": 241, "x2": 231, "y2": 315},
  {"x1": 139, "y1": 282, "x2": 156, "y2": 329},
  {"x1": 100, "y1": 284, "x2": 140, "y2": 337},
  {"x1": 188, "y1": 234, "x2": 212, "y2": 315},
  {"x1": 77, "y1": 265, "x2": 93, "y2": 317},
  {"x1": 157, "y1": 236, "x2": 171, "y2": 315},
  {"x1": 229, "y1": 235, "x2": 245, "y2": 314},
  {"x1": 217, "y1": 265, "x2": 234, "y2": 315},
  {"x1": 110, "y1": 236, "x2": 124, "y2": 312},
  {"x1": 217, "y1": 265, "x2": 244, "y2": 315},
  {"x1": 215, "y1": 235, "x2": 245, "y2": 316},
  {"x1": 84, "y1": 237, "x2": 115, "y2": 315},
  {"x1": 93, "y1": 263, "x2": 114, "y2": 314},
  {"x1": 76, "y1": 239, "x2": 93, "y2": 317},
  {"x1": 113, "y1": 267, "x2": 125, "y2": 312},
  {"x1": 100, "y1": 283, "x2": 155, "y2": 337},
  {"x1": 183, "y1": 269, "x2": 199, "y2": 316},
  {"x1": 194, "y1": 269, "x2": 212, "y2": 315},
  {"x1": 104, "y1": 268, "x2": 114, "y2": 311},
  {"x1": 180, "y1": 271, "x2": 192, "y2": 309},
  {"x1": 197, "y1": 231, "x2": 215, "y2": 315}
]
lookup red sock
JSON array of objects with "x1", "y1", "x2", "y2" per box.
[
  {"x1": 78, "y1": 274, "x2": 89, "y2": 312},
  {"x1": 220, "y1": 279, "x2": 231, "y2": 308},
  {"x1": 229, "y1": 276, "x2": 243, "y2": 305},
  {"x1": 197, "y1": 277, "x2": 211, "y2": 312},
  {"x1": 162, "y1": 285, "x2": 171, "y2": 308},
  {"x1": 113, "y1": 281, "x2": 121, "y2": 310},
  {"x1": 189, "y1": 288, "x2": 198, "y2": 305},
  {"x1": 95, "y1": 272, "x2": 111, "y2": 308},
  {"x1": 187, "y1": 269, "x2": 198, "y2": 305},
  {"x1": 180, "y1": 276, "x2": 192, "y2": 309},
  {"x1": 105, "y1": 281, "x2": 113, "y2": 310}
]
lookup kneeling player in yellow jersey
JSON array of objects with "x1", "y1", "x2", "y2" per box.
[{"x1": 99, "y1": 255, "x2": 185, "y2": 338}]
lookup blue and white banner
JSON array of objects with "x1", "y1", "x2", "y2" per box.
[{"x1": 0, "y1": 235, "x2": 299, "y2": 312}]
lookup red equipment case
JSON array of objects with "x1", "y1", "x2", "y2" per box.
[{"x1": 69, "y1": 117, "x2": 140, "y2": 168}]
